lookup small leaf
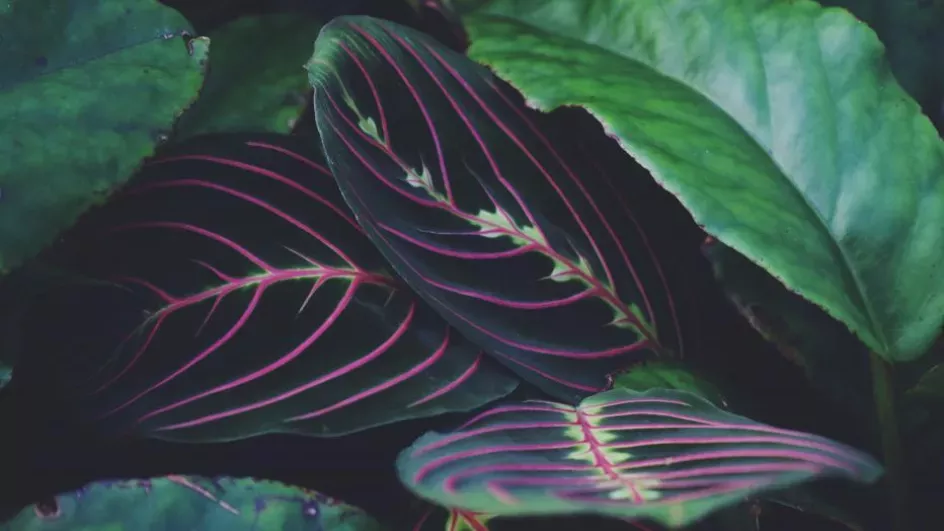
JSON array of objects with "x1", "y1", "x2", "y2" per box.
[
  {"x1": 16, "y1": 133, "x2": 517, "y2": 442},
  {"x1": 0, "y1": 475, "x2": 387, "y2": 530},
  {"x1": 175, "y1": 14, "x2": 323, "y2": 138},
  {"x1": 906, "y1": 363, "x2": 944, "y2": 400},
  {"x1": 309, "y1": 16, "x2": 691, "y2": 401},
  {"x1": 0, "y1": 0, "x2": 209, "y2": 275},
  {"x1": 611, "y1": 361, "x2": 727, "y2": 409},
  {"x1": 396, "y1": 388, "x2": 882, "y2": 529},
  {"x1": 459, "y1": 0, "x2": 944, "y2": 362}
]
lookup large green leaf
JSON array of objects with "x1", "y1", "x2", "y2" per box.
[
  {"x1": 0, "y1": 475, "x2": 386, "y2": 530},
  {"x1": 0, "y1": 0, "x2": 209, "y2": 275},
  {"x1": 819, "y1": 0, "x2": 944, "y2": 128},
  {"x1": 396, "y1": 388, "x2": 881, "y2": 529},
  {"x1": 175, "y1": 13, "x2": 321, "y2": 138},
  {"x1": 458, "y1": 0, "x2": 944, "y2": 362}
]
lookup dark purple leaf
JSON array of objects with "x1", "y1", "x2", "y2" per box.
[
  {"x1": 309, "y1": 16, "x2": 690, "y2": 401},
  {"x1": 25, "y1": 133, "x2": 516, "y2": 442},
  {"x1": 395, "y1": 388, "x2": 882, "y2": 529}
]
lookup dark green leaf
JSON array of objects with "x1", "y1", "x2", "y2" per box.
[
  {"x1": 0, "y1": 476, "x2": 386, "y2": 530},
  {"x1": 0, "y1": 0, "x2": 209, "y2": 275},
  {"x1": 459, "y1": 0, "x2": 944, "y2": 363},
  {"x1": 175, "y1": 13, "x2": 322, "y2": 138}
]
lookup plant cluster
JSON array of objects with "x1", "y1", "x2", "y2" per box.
[{"x1": 0, "y1": 0, "x2": 942, "y2": 530}]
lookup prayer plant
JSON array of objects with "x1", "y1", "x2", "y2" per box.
[{"x1": 1, "y1": 0, "x2": 941, "y2": 530}]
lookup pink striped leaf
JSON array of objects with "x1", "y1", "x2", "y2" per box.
[
  {"x1": 395, "y1": 388, "x2": 882, "y2": 529},
  {"x1": 36, "y1": 133, "x2": 517, "y2": 442},
  {"x1": 308, "y1": 16, "x2": 688, "y2": 401}
]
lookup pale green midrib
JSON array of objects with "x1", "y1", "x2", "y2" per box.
[
  {"x1": 0, "y1": 25, "x2": 192, "y2": 93},
  {"x1": 468, "y1": 12, "x2": 890, "y2": 354}
]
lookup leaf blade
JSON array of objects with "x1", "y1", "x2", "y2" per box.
[
  {"x1": 309, "y1": 16, "x2": 691, "y2": 400},
  {"x1": 459, "y1": 0, "x2": 944, "y2": 362},
  {"x1": 23, "y1": 133, "x2": 517, "y2": 442},
  {"x1": 396, "y1": 388, "x2": 882, "y2": 529},
  {"x1": 0, "y1": 0, "x2": 209, "y2": 275}
]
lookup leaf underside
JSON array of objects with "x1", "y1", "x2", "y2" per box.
[
  {"x1": 22, "y1": 133, "x2": 516, "y2": 442},
  {"x1": 397, "y1": 388, "x2": 882, "y2": 529},
  {"x1": 309, "y1": 16, "x2": 689, "y2": 401}
]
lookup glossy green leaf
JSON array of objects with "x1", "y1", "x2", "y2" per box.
[
  {"x1": 0, "y1": 0, "x2": 209, "y2": 275},
  {"x1": 819, "y1": 0, "x2": 944, "y2": 127},
  {"x1": 459, "y1": 0, "x2": 944, "y2": 362},
  {"x1": 611, "y1": 361, "x2": 727, "y2": 408},
  {"x1": 397, "y1": 388, "x2": 882, "y2": 529},
  {"x1": 175, "y1": 14, "x2": 321, "y2": 138},
  {"x1": 0, "y1": 476, "x2": 386, "y2": 530}
]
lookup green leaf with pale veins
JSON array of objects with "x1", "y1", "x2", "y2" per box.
[
  {"x1": 459, "y1": 0, "x2": 944, "y2": 362},
  {"x1": 175, "y1": 14, "x2": 322, "y2": 138},
  {"x1": 0, "y1": 0, "x2": 209, "y2": 275}
]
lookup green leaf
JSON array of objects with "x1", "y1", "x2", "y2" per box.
[
  {"x1": 906, "y1": 363, "x2": 944, "y2": 400},
  {"x1": 0, "y1": 0, "x2": 209, "y2": 276},
  {"x1": 611, "y1": 361, "x2": 727, "y2": 408},
  {"x1": 818, "y1": 0, "x2": 944, "y2": 126},
  {"x1": 0, "y1": 475, "x2": 387, "y2": 530},
  {"x1": 459, "y1": 0, "x2": 944, "y2": 362},
  {"x1": 397, "y1": 388, "x2": 882, "y2": 529},
  {"x1": 175, "y1": 14, "x2": 322, "y2": 138}
]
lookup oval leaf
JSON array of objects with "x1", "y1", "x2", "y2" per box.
[
  {"x1": 309, "y1": 16, "x2": 688, "y2": 401},
  {"x1": 0, "y1": 0, "x2": 209, "y2": 275},
  {"x1": 459, "y1": 0, "x2": 944, "y2": 362},
  {"x1": 0, "y1": 475, "x2": 386, "y2": 530},
  {"x1": 23, "y1": 133, "x2": 516, "y2": 442},
  {"x1": 396, "y1": 388, "x2": 882, "y2": 529}
]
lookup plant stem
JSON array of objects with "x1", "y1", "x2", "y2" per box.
[{"x1": 869, "y1": 351, "x2": 908, "y2": 530}]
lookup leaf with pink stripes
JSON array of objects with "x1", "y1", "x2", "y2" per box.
[
  {"x1": 308, "y1": 16, "x2": 689, "y2": 401},
  {"x1": 36, "y1": 133, "x2": 517, "y2": 442},
  {"x1": 395, "y1": 388, "x2": 882, "y2": 529}
]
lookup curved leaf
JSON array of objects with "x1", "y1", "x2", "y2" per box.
[
  {"x1": 396, "y1": 388, "x2": 882, "y2": 529},
  {"x1": 0, "y1": 0, "x2": 209, "y2": 275},
  {"x1": 818, "y1": 0, "x2": 944, "y2": 129},
  {"x1": 24, "y1": 133, "x2": 516, "y2": 442},
  {"x1": 309, "y1": 16, "x2": 688, "y2": 401},
  {"x1": 175, "y1": 13, "x2": 322, "y2": 138},
  {"x1": 0, "y1": 475, "x2": 385, "y2": 530},
  {"x1": 458, "y1": 0, "x2": 944, "y2": 362}
]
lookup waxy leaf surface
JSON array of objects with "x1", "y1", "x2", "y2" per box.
[
  {"x1": 459, "y1": 0, "x2": 944, "y2": 362},
  {"x1": 396, "y1": 388, "x2": 882, "y2": 528},
  {"x1": 0, "y1": 475, "x2": 385, "y2": 530},
  {"x1": 28, "y1": 133, "x2": 516, "y2": 442},
  {"x1": 309, "y1": 17, "x2": 687, "y2": 401},
  {"x1": 0, "y1": 0, "x2": 209, "y2": 275}
]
